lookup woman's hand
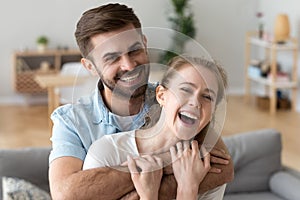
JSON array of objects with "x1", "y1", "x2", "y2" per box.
[
  {"x1": 170, "y1": 140, "x2": 211, "y2": 199},
  {"x1": 127, "y1": 155, "x2": 163, "y2": 200}
]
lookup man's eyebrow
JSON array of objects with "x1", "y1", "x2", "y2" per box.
[
  {"x1": 180, "y1": 82, "x2": 217, "y2": 96},
  {"x1": 128, "y1": 41, "x2": 143, "y2": 51},
  {"x1": 102, "y1": 51, "x2": 121, "y2": 60},
  {"x1": 102, "y1": 42, "x2": 143, "y2": 60}
]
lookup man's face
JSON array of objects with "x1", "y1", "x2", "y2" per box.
[{"x1": 86, "y1": 24, "x2": 149, "y2": 99}]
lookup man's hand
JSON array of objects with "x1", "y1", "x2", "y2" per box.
[
  {"x1": 198, "y1": 138, "x2": 234, "y2": 194},
  {"x1": 209, "y1": 146, "x2": 231, "y2": 173},
  {"x1": 119, "y1": 190, "x2": 139, "y2": 200}
]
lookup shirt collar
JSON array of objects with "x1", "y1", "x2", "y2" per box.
[{"x1": 91, "y1": 81, "x2": 158, "y2": 127}]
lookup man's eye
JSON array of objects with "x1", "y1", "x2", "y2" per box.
[
  {"x1": 128, "y1": 48, "x2": 143, "y2": 56},
  {"x1": 105, "y1": 55, "x2": 119, "y2": 63}
]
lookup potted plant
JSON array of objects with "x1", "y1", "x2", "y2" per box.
[
  {"x1": 160, "y1": 0, "x2": 196, "y2": 64},
  {"x1": 36, "y1": 36, "x2": 49, "y2": 52}
]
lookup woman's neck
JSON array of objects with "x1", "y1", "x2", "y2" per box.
[{"x1": 135, "y1": 115, "x2": 179, "y2": 155}]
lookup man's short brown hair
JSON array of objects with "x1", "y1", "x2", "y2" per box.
[{"x1": 75, "y1": 3, "x2": 142, "y2": 57}]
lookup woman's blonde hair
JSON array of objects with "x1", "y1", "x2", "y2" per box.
[{"x1": 160, "y1": 56, "x2": 227, "y2": 105}]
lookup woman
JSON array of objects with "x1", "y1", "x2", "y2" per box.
[{"x1": 83, "y1": 55, "x2": 227, "y2": 199}]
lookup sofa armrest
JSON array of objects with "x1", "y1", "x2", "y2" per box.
[
  {"x1": 223, "y1": 129, "x2": 282, "y2": 193},
  {"x1": 0, "y1": 147, "x2": 51, "y2": 196},
  {"x1": 269, "y1": 168, "x2": 300, "y2": 200}
]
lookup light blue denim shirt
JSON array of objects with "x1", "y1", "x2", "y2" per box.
[{"x1": 49, "y1": 82, "x2": 158, "y2": 163}]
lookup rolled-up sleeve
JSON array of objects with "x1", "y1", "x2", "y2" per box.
[{"x1": 49, "y1": 106, "x2": 87, "y2": 163}]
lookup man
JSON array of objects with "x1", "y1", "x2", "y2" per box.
[{"x1": 49, "y1": 3, "x2": 233, "y2": 199}]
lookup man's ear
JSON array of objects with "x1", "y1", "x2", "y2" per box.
[
  {"x1": 156, "y1": 85, "x2": 167, "y2": 106},
  {"x1": 81, "y1": 58, "x2": 98, "y2": 76},
  {"x1": 142, "y1": 34, "x2": 148, "y2": 50}
]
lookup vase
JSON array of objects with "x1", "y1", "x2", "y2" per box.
[
  {"x1": 274, "y1": 14, "x2": 290, "y2": 43},
  {"x1": 37, "y1": 44, "x2": 47, "y2": 52}
]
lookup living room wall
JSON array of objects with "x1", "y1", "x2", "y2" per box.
[
  {"x1": 3, "y1": 0, "x2": 297, "y2": 106},
  {"x1": 0, "y1": 0, "x2": 170, "y2": 104}
]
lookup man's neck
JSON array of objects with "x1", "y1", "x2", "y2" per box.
[{"x1": 101, "y1": 89, "x2": 145, "y2": 116}]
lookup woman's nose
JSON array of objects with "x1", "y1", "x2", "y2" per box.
[{"x1": 189, "y1": 96, "x2": 201, "y2": 108}]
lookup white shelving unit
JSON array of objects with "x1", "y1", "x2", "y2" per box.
[{"x1": 244, "y1": 31, "x2": 298, "y2": 114}]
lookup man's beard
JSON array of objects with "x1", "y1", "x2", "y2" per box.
[{"x1": 100, "y1": 64, "x2": 149, "y2": 99}]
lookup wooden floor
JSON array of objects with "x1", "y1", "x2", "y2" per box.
[{"x1": 0, "y1": 95, "x2": 299, "y2": 170}]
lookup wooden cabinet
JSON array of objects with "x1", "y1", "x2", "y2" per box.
[
  {"x1": 13, "y1": 49, "x2": 81, "y2": 94},
  {"x1": 245, "y1": 31, "x2": 298, "y2": 114}
]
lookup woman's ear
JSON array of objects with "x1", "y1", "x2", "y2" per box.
[
  {"x1": 156, "y1": 85, "x2": 167, "y2": 106},
  {"x1": 81, "y1": 58, "x2": 98, "y2": 76}
]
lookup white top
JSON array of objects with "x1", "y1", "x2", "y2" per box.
[
  {"x1": 83, "y1": 130, "x2": 138, "y2": 170},
  {"x1": 83, "y1": 131, "x2": 226, "y2": 200}
]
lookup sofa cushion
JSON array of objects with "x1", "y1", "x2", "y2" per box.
[
  {"x1": 2, "y1": 177, "x2": 51, "y2": 200},
  {"x1": 270, "y1": 171, "x2": 300, "y2": 200},
  {"x1": 223, "y1": 129, "x2": 282, "y2": 193},
  {"x1": 0, "y1": 147, "x2": 51, "y2": 197},
  {"x1": 224, "y1": 192, "x2": 284, "y2": 200}
]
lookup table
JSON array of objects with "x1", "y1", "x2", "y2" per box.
[{"x1": 35, "y1": 74, "x2": 88, "y2": 130}]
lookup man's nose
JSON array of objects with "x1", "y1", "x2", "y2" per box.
[{"x1": 120, "y1": 55, "x2": 136, "y2": 71}]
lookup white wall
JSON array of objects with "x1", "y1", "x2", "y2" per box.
[
  {"x1": 0, "y1": 0, "x2": 170, "y2": 104},
  {"x1": 3, "y1": 0, "x2": 289, "y2": 105},
  {"x1": 191, "y1": 0, "x2": 259, "y2": 94},
  {"x1": 259, "y1": 0, "x2": 300, "y2": 73}
]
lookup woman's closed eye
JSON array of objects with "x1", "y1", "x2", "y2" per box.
[
  {"x1": 203, "y1": 94, "x2": 214, "y2": 102},
  {"x1": 180, "y1": 87, "x2": 193, "y2": 94}
]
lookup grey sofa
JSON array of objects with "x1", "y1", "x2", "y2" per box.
[
  {"x1": 223, "y1": 129, "x2": 300, "y2": 200},
  {"x1": 0, "y1": 129, "x2": 300, "y2": 199}
]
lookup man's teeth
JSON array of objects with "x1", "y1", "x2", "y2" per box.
[
  {"x1": 179, "y1": 111, "x2": 198, "y2": 120},
  {"x1": 120, "y1": 73, "x2": 139, "y2": 82}
]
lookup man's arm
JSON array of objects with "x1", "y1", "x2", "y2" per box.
[
  {"x1": 49, "y1": 157, "x2": 134, "y2": 200},
  {"x1": 198, "y1": 137, "x2": 234, "y2": 193}
]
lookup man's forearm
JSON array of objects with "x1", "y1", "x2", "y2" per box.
[
  {"x1": 158, "y1": 174, "x2": 177, "y2": 200},
  {"x1": 198, "y1": 138, "x2": 234, "y2": 194},
  {"x1": 50, "y1": 167, "x2": 134, "y2": 200},
  {"x1": 198, "y1": 161, "x2": 233, "y2": 193}
]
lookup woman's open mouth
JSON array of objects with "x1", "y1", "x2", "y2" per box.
[{"x1": 178, "y1": 111, "x2": 199, "y2": 125}]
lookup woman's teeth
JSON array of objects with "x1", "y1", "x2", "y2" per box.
[
  {"x1": 179, "y1": 111, "x2": 198, "y2": 125},
  {"x1": 179, "y1": 111, "x2": 197, "y2": 119}
]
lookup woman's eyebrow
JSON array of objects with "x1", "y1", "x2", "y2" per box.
[
  {"x1": 204, "y1": 88, "x2": 217, "y2": 97},
  {"x1": 179, "y1": 82, "x2": 217, "y2": 96}
]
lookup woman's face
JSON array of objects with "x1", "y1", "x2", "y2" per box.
[{"x1": 157, "y1": 63, "x2": 218, "y2": 140}]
